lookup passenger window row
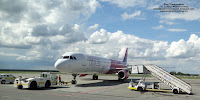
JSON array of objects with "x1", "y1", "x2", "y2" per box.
[{"x1": 63, "y1": 56, "x2": 77, "y2": 60}]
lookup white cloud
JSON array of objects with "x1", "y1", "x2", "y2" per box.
[
  {"x1": 152, "y1": 25, "x2": 163, "y2": 30},
  {"x1": 153, "y1": 41, "x2": 168, "y2": 53},
  {"x1": 88, "y1": 24, "x2": 99, "y2": 32},
  {"x1": 101, "y1": 0, "x2": 146, "y2": 8},
  {"x1": 0, "y1": 0, "x2": 100, "y2": 62},
  {"x1": 159, "y1": 20, "x2": 175, "y2": 25},
  {"x1": 121, "y1": 11, "x2": 141, "y2": 20},
  {"x1": 167, "y1": 28, "x2": 187, "y2": 32},
  {"x1": 16, "y1": 50, "x2": 41, "y2": 61},
  {"x1": 0, "y1": 52, "x2": 20, "y2": 57},
  {"x1": 50, "y1": 35, "x2": 66, "y2": 43},
  {"x1": 24, "y1": 36, "x2": 41, "y2": 44},
  {"x1": 88, "y1": 0, "x2": 101, "y2": 13},
  {"x1": 85, "y1": 24, "x2": 99, "y2": 38},
  {"x1": 147, "y1": 5, "x2": 159, "y2": 10},
  {"x1": 73, "y1": 29, "x2": 168, "y2": 61},
  {"x1": 88, "y1": 29, "x2": 109, "y2": 44},
  {"x1": 0, "y1": 0, "x2": 99, "y2": 48},
  {"x1": 44, "y1": 10, "x2": 59, "y2": 24},
  {"x1": 166, "y1": 39, "x2": 188, "y2": 58},
  {"x1": 0, "y1": 0, "x2": 27, "y2": 23},
  {"x1": 166, "y1": 34, "x2": 200, "y2": 59},
  {"x1": 160, "y1": 9, "x2": 200, "y2": 21}
]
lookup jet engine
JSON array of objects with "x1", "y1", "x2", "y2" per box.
[{"x1": 118, "y1": 70, "x2": 129, "y2": 81}]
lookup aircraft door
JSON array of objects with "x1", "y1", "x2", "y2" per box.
[
  {"x1": 102, "y1": 59, "x2": 106, "y2": 73},
  {"x1": 82, "y1": 55, "x2": 86, "y2": 66},
  {"x1": 82, "y1": 55, "x2": 90, "y2": 72}
]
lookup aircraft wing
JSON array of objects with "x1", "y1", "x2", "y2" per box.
[
  {"x1": 115, "y1": 67, "x2": 131, "y2": 70},
  {"x1": 108, "y1": 66, "x2": 131, "y2": 74}
]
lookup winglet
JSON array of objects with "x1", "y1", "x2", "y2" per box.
[{"x1": 123, "y1": 48, "x2": 128, "y2": 63}]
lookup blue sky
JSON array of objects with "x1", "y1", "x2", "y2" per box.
[
  {"x1": 0, "y1": 0, "x2": 200, "y2": 74},
  {"x1": 87, "y1": 1, "x2": 200, "y2": 42}
]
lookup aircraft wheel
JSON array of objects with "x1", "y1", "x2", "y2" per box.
[
  {"x1": 72, "y1": 80, "x2": 77, "y2": 84},
  {"x1": 173, "y1": 89, "x2": 178, "y2": 94},
  {"x1": 93, "y1": 75, "x2": 98, "y2": 80},
  {"x1": 45, "y1": 80, "x2": 51, "y2": 88},
  {"x1": 30, "y1": 81, "x2": 37, "y2": 89},
  {"x1": 138, "y1": 87, "x2": 143, "y2": 92},
  {"x1": 17, "y1": 85, "x2": 23, "y2": 89},
  {"x1": 1, "y1": 80, "x2": 6, "y2": 84}
]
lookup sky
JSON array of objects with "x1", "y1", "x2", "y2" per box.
[{"x1": 0, "y1": 0, "x2": 200, "y2": 74}]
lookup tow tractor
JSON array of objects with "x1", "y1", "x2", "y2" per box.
[
  {"x1": 128, "y1": 64, "x2": 192, "y2": 94},
  {"x1": 14, "y1": 72, "x2": 57, "y2": 89}
]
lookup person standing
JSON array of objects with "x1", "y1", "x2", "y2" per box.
[{"x1": 58, "y1": 75, "x2": 61, "y2": 84}]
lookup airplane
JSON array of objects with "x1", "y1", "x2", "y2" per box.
[{"x1": 54, "y1": 48, "x2": 130, "y2": 84}]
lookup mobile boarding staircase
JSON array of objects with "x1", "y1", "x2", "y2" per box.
[{"x1": 131, "y1": 64, "x2": 192, "y2": 94}]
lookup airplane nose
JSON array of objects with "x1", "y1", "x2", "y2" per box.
[
  {"x1": 54, "y1": 59, "x2": 71, "y2": 72},
  {"x1": 54, "y1": 60, "x2": 60, "y2": 69},
  {"x1": 54, "y1": 59, "x2": 65, "y2": 70}
]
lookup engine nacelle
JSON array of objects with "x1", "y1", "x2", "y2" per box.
[{"x1": 118, "y1": 70, "x2": 129, "y2": 80}]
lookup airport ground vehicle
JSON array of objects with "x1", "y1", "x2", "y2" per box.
[
  {"x1": 0, "y1": 74, "x2": 16, "y2": 84},
  {"x1": 14, "y1": 72, "x2": 57, "y2": 89},
  {"x1": 128, "y1": 64, "x2": 192, "y2": 94},
  {"x1": 128, "y1": 80, "x2": 172, "y2": 93}
]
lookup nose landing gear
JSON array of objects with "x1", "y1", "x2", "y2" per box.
[
  {"x1": 71, "y1": 74, "x2": 98, "y2": 84},
  {"x1": 72, "y1": 74, "x2": 77, "y2": 84}
]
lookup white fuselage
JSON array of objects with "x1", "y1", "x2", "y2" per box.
[{"x1": 55, "y1": 52, "x2": 111, "y2": 74}]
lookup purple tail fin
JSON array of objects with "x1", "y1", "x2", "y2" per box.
[{"x1": 123, "y1": 48, "x2": 128, "y2": 63}]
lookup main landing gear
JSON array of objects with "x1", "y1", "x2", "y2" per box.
[
  {"x1": 71, "y1": 74, "x2": 98, "y2": 84},
  {"x1": 93, "y1": 74, "x2": 98, "y2": 80},
  {"x1": 72, "y1": 74, "x2": 77, "y2": 84}
]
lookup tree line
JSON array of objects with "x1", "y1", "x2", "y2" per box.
[{"x1": 170, "y1": 71, "x2": 190, "y2": 76}]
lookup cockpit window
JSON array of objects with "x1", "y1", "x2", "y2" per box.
[
  {"x1": 63, "y1": 56, "x2": 69, "y2": 59},
  {"x1": 73, "y1": 56, "x2": 77, "y2": 60},
  {"x1": 62, "y1": 55, "x2": 77, "y2": 60}
]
